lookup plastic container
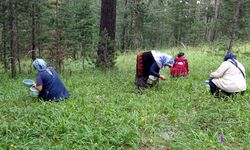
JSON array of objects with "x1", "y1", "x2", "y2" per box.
[
  {"x1": 23, "y1": 79, "x2": 34, "y2": 87},
  {"x1": 149, "y1": 75, "x2": 158, "y2": 80},
  {"x1": 204, "y1": 80, "x2": 209, "y2": 86},
  {"x1": 30, "y1": 87, "x2": 39, "y2": 96},
  {"x1": 204, "y1": 80, "x2": 210, "y2": 92},
  {"x1": 147, "y1": 75, "x2": 158, "y2": 85}
]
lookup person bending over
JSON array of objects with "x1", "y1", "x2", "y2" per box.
[
  {"x1": 135, "y1": 50, "x2": 174, "y2": 90},
  {"x1": 32, "y1": 58, "x2": 70, "y2": 101}
]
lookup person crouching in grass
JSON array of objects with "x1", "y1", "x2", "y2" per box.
[
  {"x1": 32, "y1": 58, "x2": 70, "y2": 101},
  {"x1": 135, "y1": 50, "x2": 174, "y2": 91},
  {"x1": 170, "y1": 52, "x2": 189, "y2": 77},
  {"x1": 209, "y1": 52, "x2": 246, "y2": 98}
]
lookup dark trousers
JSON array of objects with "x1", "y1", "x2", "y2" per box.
[
  {"x1": 209, "y1": 79, "x2": 218, "y2": 95},
  {"x1": 209, "y1": 79, "x2": 245, "y2": 98}
]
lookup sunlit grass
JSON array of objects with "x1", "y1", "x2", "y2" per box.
[{"x1": 0, "y1": 44, "x2": 250, "y2": 149}]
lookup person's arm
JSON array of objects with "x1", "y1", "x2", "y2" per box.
[
  {"x1": 32, "y1": 83, "x2": 43, "y2": 91},
  {"x1": 33, "y1": 75, "x2": 43, "y2": 91},
  {"x1": 210, "y1": 62, "x2": 229, "y2": 78},
  {"x1": 149, "y1": 62, "x2": 166, "y2": 80}
]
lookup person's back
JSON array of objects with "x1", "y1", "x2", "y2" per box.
[
  {"x1": 140, "y1": 51, "x2": 157, "y2": 76},
  {"x1": 209, "y1": 52, "x2": 246, "y2": 97},
  {"x1": 170, "y1": 52, "x2": 189, "y2": 77},
  {"x1": 135, "y1": 50, "x2": 174, "y2": 90},
  {"x1": 211, "y1": 60, "x2": 246, "y2": 93},
  {"x1": 36, "y1": 67, "x2": 69, "y2": 101}
]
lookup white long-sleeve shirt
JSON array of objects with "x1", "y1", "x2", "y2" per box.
[{"x1": 210, "y1": 60, "x2": 246, "y2": 93}]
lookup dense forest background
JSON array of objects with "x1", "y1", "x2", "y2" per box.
[
  {"x1": 0, "y1": 0, "x2": 250, "y2": 77},
  {"x1": 1, "y1": 1, "x2": 250, "y2": 149}
]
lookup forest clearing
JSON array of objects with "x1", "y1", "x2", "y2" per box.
[
  {"x1": 1, "y1": 0, "x2": 250, "y2": 149},
  {"x1": 1, "y1": 45, "x2": 250, "y2": 149}
]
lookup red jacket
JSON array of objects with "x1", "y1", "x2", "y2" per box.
[{"x1": 170, "y1": 57, "x2": 189, "y2": 77}]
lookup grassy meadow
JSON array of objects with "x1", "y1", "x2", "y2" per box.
[{"x1": 0, "y1": 44, "x2": 250, "y2": 149}]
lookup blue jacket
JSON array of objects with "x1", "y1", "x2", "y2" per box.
[{"x1": 36, "y1": 67, "x2": 69, "y2": 101}]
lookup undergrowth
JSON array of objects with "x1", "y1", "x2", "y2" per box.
[{"x1": 0, "y1": 44, "x2": 250, "y2": 149}]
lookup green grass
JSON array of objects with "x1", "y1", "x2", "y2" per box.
[{"x1": 0, "y1": 44, "x2": 250, "y2": 149}]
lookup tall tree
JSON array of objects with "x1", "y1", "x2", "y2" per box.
[
  {"x1": 55, "y1": 0, "x2": 64, "y2": 72},
  {"x1": 120, "y1": 0, "x2": 128, "y2": 51},
  {"x1": 228, "y1": 0, "x2": 241, "y2": 52},
  {"x1": 73, "y1": 0, "x2": 95, "y2": 69},
  {"x1": 9, "y1": 0, "x2": 17, "y2": 78},
  {"x1": 96, "y1": 0, "x2": 117, "y2": 69},
  {"x1": 1, "y1": 0, "x2": 9, "y2": 71},
  {"x1": 31, "y1": 1, "x2": 37, "y2": 60},
  {"x1": 207, "y1": 0, "x2": 221, "y2": 43},
  {"x1": 48, "y1": 0, "x2": 65, "y2": 72}
]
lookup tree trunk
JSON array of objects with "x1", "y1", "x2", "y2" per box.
[
  {"x1": 37, "y1": 41, "x2": 42, "y2": 57},
  {"x1": 204, "y1": 7, "x2": 210, "y2": 40},
  {"x1": 9, "y1": 0, "x2": 17, "y2": 78},
  {"x1": 120, "y1": 0, "x2": 128, "y2": 52},
  {"x1": 36, "y1": 17, "x2": 42, "y2": 57},
  {"x1": 31, "y1": 2, "x2": 36, "y2": 61},
  {"x1": 55, "y1": 0, "x2": 64, "y2": 73},
  {"x1": 2, "y1": 1, "x2": 8, "y2": 71},
  {"x1": 127, "y1": 2, "x2": 133, "y2": 49},
  {"x1": 208, "y1": 0, "x2": 221, "y2": 43},
  {"x1": 3, "y1": 22, "x2": 8, "y2": 71},
  {"x1": 16, "y1": 11, "x2": 21, "y2": 74},
  {"x1": 81, "y1": 43, "x2": 85, "y2": 70},
  {"x1": 228, "y1": 0, "x2": 241, "y2": 53},
  {"x1": 174, "y1": 11, "x2": 180, "y2": 47},
  {"x1": 96, "y1": 0, "x2": 117, "y2": 69}
]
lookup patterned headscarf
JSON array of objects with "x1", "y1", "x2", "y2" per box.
[
  {"x1": 151, "y1": 50, "x2": 174, "y2": 69},
  {"x1": 224, "y1": 52, "x2": 237, "y2": 66},
  {"x1": 33, "y1": 58, "x2": 47, "y2": 71},
  {"x1": 33, "y1": 58, "x2": 53, "y2": 76}
]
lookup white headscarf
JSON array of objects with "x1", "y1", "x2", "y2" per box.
[
  {"x1": 151, "y1": 50, "x2": 174, "y2": 69},
  {"x1": 32, "y1": 58, "x2": 53, "y2": 76}
]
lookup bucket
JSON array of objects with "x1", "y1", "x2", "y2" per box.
[
  {"x1": 30, "y1": 87, "x2": 39, "y2": 96},
  {"x1": 204, "y1": 80, "x2": 210, "y2": 92},
  {"x1": 147, "y1": 75, "x2": 158, "y2": 85},
  {"x1": 23, "y1": 79, "x2": 34, "y2": 88},
  {"x1": 204, "y1": 80, "x2": 209, "y2": 86}
]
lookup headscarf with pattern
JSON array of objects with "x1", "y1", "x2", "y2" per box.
[
  {"x1": 33, "y1": 58, "x2": 53, "y2": 76},
  {"x1": 151, "y1": 50, "x2": 174, "y2": 69}
]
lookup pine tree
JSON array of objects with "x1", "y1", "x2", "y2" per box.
[{"x1": 96, "y1": 0, "x2": 117, "y2": 69}]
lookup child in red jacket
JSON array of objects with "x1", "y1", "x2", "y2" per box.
[{"x1": 170, "y1": 52, "x2": 189, "y2": 77}]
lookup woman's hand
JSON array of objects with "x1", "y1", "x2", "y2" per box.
[
  {"x1": 32, "y1": 82, "x2": 43, "y2": 91},
  {"x1": 160, "y1": 75, "x2": 166, "y2": 80},
  {"x1": 32, "y1": 82, "x2": 37, "y2": 87}
]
